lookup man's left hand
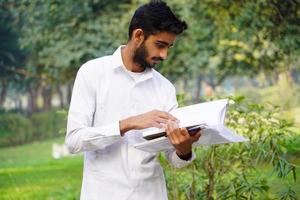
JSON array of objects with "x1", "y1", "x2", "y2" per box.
[{"x1": 165, "y1": 121, "x2": 201, "y2": 159}]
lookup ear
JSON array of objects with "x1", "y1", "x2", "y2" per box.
[{"x1": 132, "y1": 29, "x2": 145, "y2": 47}]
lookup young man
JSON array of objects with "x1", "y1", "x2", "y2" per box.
[{"x1": 66, "y1": 1, "x2": 201, "y2": 200}]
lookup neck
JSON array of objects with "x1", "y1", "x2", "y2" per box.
[{"x1": 121, "y1": 43, "x2": 145, "y2": 73}]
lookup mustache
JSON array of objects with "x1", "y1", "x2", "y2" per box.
[{"x1": 152, "y1": 57, "x2": 163, "y2": 62}]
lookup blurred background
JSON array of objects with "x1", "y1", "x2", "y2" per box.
[{"x1": 0, "y1": 0, "x2": 299, "y2": 199}]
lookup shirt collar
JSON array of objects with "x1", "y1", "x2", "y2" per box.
[
  {"x1": 112, "y1": 45, "x2": 154, "y2": 83},
  {"x1": 112, "y1": 45, "x2": 125, "y2": 69}
]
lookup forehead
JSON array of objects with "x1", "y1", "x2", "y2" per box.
[{"x1": 147, "y1": 32, "x2": 177, "y2": 44}]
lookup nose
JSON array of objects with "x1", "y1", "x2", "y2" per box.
[{"x1": 160, "y1": 49, "x2": 168, "y2": 60}]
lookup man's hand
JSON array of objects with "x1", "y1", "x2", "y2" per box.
[
  {"x1": 119, "y1": 110, "x2": 178, "y2": 135},
  {"x1": 165, "y1": 121, "x2": 201, "y2": 160}
]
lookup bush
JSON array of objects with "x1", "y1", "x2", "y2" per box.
[
  {"x1": 30, "y1": 110, "x2": 66, "y2": 140},
  {"x1": 282, "y1": 134, "x2": 300, "y2": 155},
  {"x1": 160, "y1": 96, "x2": 299, "y2": 200},
  {"x1": 0, "y1": 110, "x2": 66, "y2": 147},
  {"x1": 0, "y1": 114, "x2": 33, "y2": 147}
]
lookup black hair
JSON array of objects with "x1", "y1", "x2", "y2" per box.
[{"x1": 128, "y1": 1, "x2": 188, "y2": 39}]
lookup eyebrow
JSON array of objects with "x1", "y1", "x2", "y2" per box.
[{"x1": 156, "y1": 40, "x2": 174, "y2": 47}]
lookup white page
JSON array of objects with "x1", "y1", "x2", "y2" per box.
[
  {"x1": 134, "y1": 99, "x2": 248, "y2": 152},
  {"x1": 171, "y1": 99, "x2": 228, "y2": 126},
  {"x1": 142, "y1": 99, "x2": 228, "y2": 137},
  {"x1": 134, "y1": 125, "x2": 248, "y2": 152}
]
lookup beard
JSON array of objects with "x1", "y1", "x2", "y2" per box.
[{"x1": 133, "y1": 42, "x2": 163, "y2": 70}]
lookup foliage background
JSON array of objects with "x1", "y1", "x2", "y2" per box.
[{"x1": 0, "y1": 0, "x2": 299, "y2": 199}]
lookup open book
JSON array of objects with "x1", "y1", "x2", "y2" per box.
[{"x1": 133, "y1": 99, "x2": 248, "y2": 152}]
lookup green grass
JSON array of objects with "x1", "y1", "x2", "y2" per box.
[
  {"x1": 0, "y1": 138, "x2": 83, "y2": 200},
  {"x1": 0, "y1": 137, "x2": 299, "y2": 200}
]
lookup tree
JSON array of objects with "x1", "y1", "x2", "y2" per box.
[
  {"x1": 0, "y1": 1, "x2": 25, "y2": 108},
  {"x1": 12, "y1": 0, "x2": 130, "y2": 110},
  {"x1": 158, "y1": 0, "x2": 300, "y2": 99}
]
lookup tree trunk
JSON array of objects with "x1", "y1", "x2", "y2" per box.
[
  {"x1": 17, "y1": 96, "x2": 22, "y2": 110},
  {"x1": 28, "y1": 86, "x2": 38, "y2": 113},
  {"x1": 205, "y1": 147, "x2": 216, "y2": 200},
  {"x1": 183, "y1": 74, "x2": 189, "y2": 95},
  {"x1": 193, "y1": 74, "x2": 203, "y2": 102},
  {"x1": 42, "y1": 85, "x2": 52, "y2": 111},
  {"x1": 0, "y1": 79, "x2": 7, "y2": 108},
  {"x1": 56, "y1": 85, "x2": 65, "y2": 108}
]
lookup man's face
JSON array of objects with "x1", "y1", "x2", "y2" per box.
[{"x1": 133, "y1": 32, "x2": 176, "y2": 70}]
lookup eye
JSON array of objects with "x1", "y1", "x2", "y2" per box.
[{"x1": 156, "y1": 43, "x2": 165, "y2": 49}]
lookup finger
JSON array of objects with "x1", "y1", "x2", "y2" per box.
[
  {"x1": 170, "y1": 121, "x2": 180, "y2": 136},
  {"x1": 161, "y1": 123, "x2": 167, "y2": 130},
  {"x1": 180, "y1": 127, "x2": 190, "y2": 137},
  {"x1": 155, "y1": 117, "x2": 168, "y2": 125},
  {"x1": 170, "y1": 121, "x2": 179, "y2": 130},
  {"x1": 167, "y1": 122, "x2": 180, "y2": 144},
  {"x1": 151, "y1": 121, "x2": 163, "y2": 129},
  {"x1": 167, "y1": 121, "x2": 176, "y2": 136},
  {"x1": 166, "y1": 122, "x2": 174, "y2": 140},
  {"x1": 191, "y1": 132, "x2": 201, "y2": 142},
  {"x1": 167, "y1": 113, "x2": 179, "y2": 122},
  {"x1": 165, "y1": 121, "x2": 172, "y2": 136},
  {"x1": 169, "y1": 132, "x2": 179, "y2": 145},
  {"x1": 157, "y1": 111, "x2": 179, "y2": 122},
  {"x1": 154, "y1": 111, "x2": 169, "y2": 119},
  {"x1": 169, "y1": 121, "x2": 185, "y2": 138},
  {"x1": 170, "y1": 122, "x2": 183, "y2": 144}
]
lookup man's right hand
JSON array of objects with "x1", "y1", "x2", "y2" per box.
[{"x1": 119, "y1": 110, "x2": 178, "y2": 135}]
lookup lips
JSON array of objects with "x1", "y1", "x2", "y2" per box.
[{"x1": 152, "y1": 58, "x2": 163, "y2": 64}]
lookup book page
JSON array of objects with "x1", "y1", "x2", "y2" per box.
[
  {"x1": 142, "y1": 99, "x2": 229, "y2": 137},
  {"x1": 134, "y1": 125, "x2": 248, "y2": 152},
  {"x1": 134, "y1": 99, "x2": 248, "y2": 152},
  {"x1": 170, "y1": 98, "x2": 228, "y2": 127}
]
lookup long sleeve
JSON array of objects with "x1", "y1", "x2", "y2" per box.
[
  {"x1": 65, "y1": 66, "x2": 121, "y2": 154},
  {"x1": 163, "y1": 85, "x2": 196, "y2": 168}
]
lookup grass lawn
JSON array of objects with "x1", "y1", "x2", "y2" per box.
[
  {"x1": 0, "y1": 137, "x2": 299, "y2": 200},
  {"x1": 0, "y1": 138, "x2": 83, "y2": 200}
]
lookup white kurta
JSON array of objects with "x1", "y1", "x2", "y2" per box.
[{"x1": 66, "y1": 46, "x2": 195, "y2": 200}]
